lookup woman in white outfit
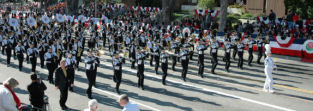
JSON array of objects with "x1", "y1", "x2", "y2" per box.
[{"x1": 264, "y1": 51, "x2": 276, "y2": 93}]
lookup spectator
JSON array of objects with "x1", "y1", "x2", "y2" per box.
[
  {"x1": 27, "y1": 74, "x2": 47, "y2": 111},
  {"x1": 0, "y1": 77, "x2": 20, "y2": 111},
  {"x1": 84, "y1": 99, "x2": 98, "y2": 111},
  {"x1": 119, "y1": 94, "x2": 140, "y2": 111},
  {"x1": 269, "y1": 10, "x2": 276, "y2": 22}
]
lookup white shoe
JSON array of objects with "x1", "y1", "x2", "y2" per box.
[
  {"x1": 269, "y1": 90, "x2": 275, "y2": 93},
  {"x1": 263, "y1": 89, "x2": 268, "y2": 92}
]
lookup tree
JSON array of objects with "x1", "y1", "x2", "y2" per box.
[
  {"x1": 198, "y1": 0, "x2": 215, "y2": 9},
  {"x1": 284, "y1": 0, "x2": 313, "y2": 19},
  {"x1": 218, "y1": 0, "x2": 228, "y2": 32},
  {"x1": 161, "y1": 0, "x2": 175, "y2": 24}
]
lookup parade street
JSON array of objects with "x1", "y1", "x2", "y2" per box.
[{"x1": 0, "y1": 47, "x2": 312, "y2": 111}]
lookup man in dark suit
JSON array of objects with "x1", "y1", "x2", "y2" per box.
[
  {"x1": 55, "y1": 60, "x2": 73, "y2": 110},
  {"x1": 27, "y1": 74, "x2": 47, "y2": 111}
]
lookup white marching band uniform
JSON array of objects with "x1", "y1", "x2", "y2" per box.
[{"x1": 263, "y1": 44, "x2": 276, "y2": 93}]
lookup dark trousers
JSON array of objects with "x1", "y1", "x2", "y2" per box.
[
  {"x1": 76, "y1": 56, "x2": 81, "y2": 68},
  {"x1": 248, "y1": 49, "x2": 253, "y2": 65},
  {"x1": 59, "y1": 85, "x2": 68, "y2": 108},
  {"x1": 225, "y1": 53, "x2": 231, "y2": 71},
  {"x1": 154, "y1": 56, "x2": 159, "y2": 73},
  {"x1": 257, "y1": 49, "x2": 263, "y2": 64},
  {"x1": 114, "y1": 70, "x2": 122, "y2": 91},
  {"x1": 238, "y1": 52, "x2": 244, "y2": 69},
  {"x1": 161, "y1": 63, "x2": 168, "y2": 84},
  {"x1": 172, "y1": 56, "x2": 177, "y2": 70},
  {"x1": 30, "y1": 57, "x2": 37, "y2": 73},
  {"x1": 150, "y1": 54, "x2": 154, "y2": 66},
  {"x1": 6, "y1": 49, "x2": 11, "y2": 65},
  {"x1": 232, "y1": 47, "x2": 237, "y2": 59},
  {"x1": 181, "y1": 60, "x2": 188, "y2": 81},
  {"x1": 17, "y1": 54, "x2": 24, "y2": 70},
  {"x1": 47, "y1": 63, "x2": 55, "y2": 82},
  {"x1": 211, "y1": 53, "x2": 218, "y2": 73},
  {"x1": 137, "y1": 65, "x2": 144, "y2": 88},
  {"x1": 40, "y1": 53, "x2": 45, "y2": 68},
  {"x1": 189, "y1": 51, "x2": 194, "y2": 60},
  {"x1": 86, "y1": 70, "x2": 96, "y2": 96},
  {"x1": 198, "y1": 54, "x2": 204, "y2": 77}
]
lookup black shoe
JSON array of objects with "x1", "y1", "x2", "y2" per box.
[
  {"x1": 162, "y1": 82, "x2": 166, "y2": 85},
  {"x1": 200, "y1": 75, "x2": 204, "y2": 78},
  {"x1": 93, "y1": 84, "x2": 97, "y2": 88},
  {"x1": 211, "y1": 71, "x2": 216, "y2": 74},
  {"x1": 69, "y1": 88, "x2": 74, "y2": 92},
  {"x1": 141, "y1": 87, "x2": 144, "y2": 90},
  {"x1": 172, "y1": 68, "x2": 176, "y2": 71},
  {"x1": 61, "y1": 106, "x2": 68, "y2": 110},
  {"x1": 88, "y1": 95, "x2": 93, "y2": 99},
  {"x1": 116, "y1": 89, "x2": 120, "y2": 94},
  {"x1": 183, "y1": 78, "x2": 186, "y2": 82}
]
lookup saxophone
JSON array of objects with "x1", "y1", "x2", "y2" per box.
[
  {"x1": 57, "y1": 49, "x2": 60, "y2": 60},
  {"x1": 77, "y1": 47, "x2": 82, "y2": 57}
]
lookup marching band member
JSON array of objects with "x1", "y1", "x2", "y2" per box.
[
  {"x1": 160, "y1": 49, "x2": 169, "y2": 85},
  {"x1": 263, "y1": 51, "x2": 276, "y2": 93},
  {"x1": 28, "y1": 44, "x2": 39, "y2": 74},
  {"x1": 196, "y1": 40, "x2": 207, "y2": 78},
  {"x1": 136, "y1": 49, "x2": 146, "y2": 90},
  {"x1": 152, "y1": 43, "x2": 160, "y2": 74},
  {"x1": 38, "y1": 41, "x2": 47, "y2": 68},
  {"x1": 224, "y1": 40, "x2": 233, "y2": 72},
  {"x1": 15, "y1": 42, "x2": 25, "y2": 71},
  {"x1": 27, "y1": 44, "x2": 38, "y2": 73},
  {"x1": 247, "y1": 36, "x2": 256, "y2": 66},
  {"x1": 170, "y1": 40, "x2": 180, "y2": 71},
  {"x1": 65, "y1": 53, "x2": 76, "y2": 92},
  {"x1": 129, "y1": 41, "x2": 137, "y2": 69},
  {"x1": 73, "y1": 39, "x2": 83, "y2": 69},
  {"x1": 2, "y1": 37, "x2": 12, "y2": 66},
  {"x1": 45, "y1": 48, "x2": 58, "y2": 84},
  {"x1": 180, "y1": 47, "x2": 189, "y2": 81},
  {"x1": 237, "y1": 40, "x2": 245, "y2": 69},
  {"x1": 147, "y1": 38, "x2": 154, "y2": 66},
  {"x1": 210, "y1": 38, "x2": 219, "y2": 74},
  {"x1": 113, "y1": 53, "x2": 123, "y2": 94},
  {"x1": 257, "y1": 36, "x2": 264, "y2": 64},
  {"x1": 85, "y1": 51, "x2": 99, "y2": 99},
  {"x1": 231, "y1": 34, "x2": 239, "y2": 60}
]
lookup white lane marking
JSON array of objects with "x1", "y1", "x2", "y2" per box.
[
  {"x1": 94, "y1": 88, "x2": 162, "y2": 111},
  {"x1": 100, "y1": 62, "x2": 296, "y2": 111}
]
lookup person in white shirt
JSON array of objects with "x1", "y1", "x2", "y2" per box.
[
  {"x1": 119, "y1": 94, "x2": 140, "y2": 111},
  {"x1": 0, "y1": 77, "x2": 20, "y2": 111},
  {"x1": 263, "y1": 51, "x2": 276, "y2": 93},
  {"x1": 83, "y1": 99, "x2": 98, "y2": 111}
]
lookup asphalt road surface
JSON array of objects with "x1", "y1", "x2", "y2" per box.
[{"x1": 0, "y1": 47, "x2": 312, "y2": 111}]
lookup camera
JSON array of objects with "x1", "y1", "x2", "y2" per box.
[{"x1": 44, "y1": 95, "x2": 49, "y2": 104}]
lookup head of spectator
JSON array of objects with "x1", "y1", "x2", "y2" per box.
[
  {"x1": 119, "y1": 94, "x2": 129, "y2": 107},
  {"x1": 3, "y1": 77, "x2": 19, "y2": 90},
  {"x1": 85, "y1": 99, "x2": 98, "y2": 111}
]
